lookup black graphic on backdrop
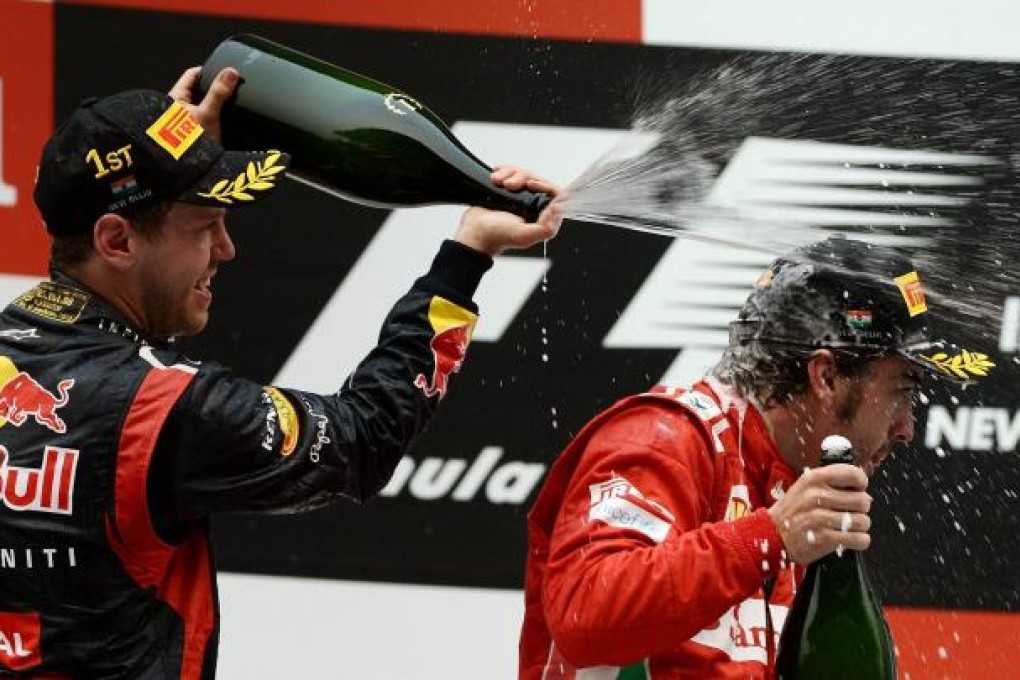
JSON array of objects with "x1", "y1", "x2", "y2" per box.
[{"x1": 55, "y1": 5, "x2": 1020, "y2": 610}]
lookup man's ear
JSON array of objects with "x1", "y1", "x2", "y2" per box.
[
  {"x1": 92, "y1": 214, "x2": 137, "y2": 271},
  {"x1": 806, "y1": 349, "x2": 839, "y2": 400}
]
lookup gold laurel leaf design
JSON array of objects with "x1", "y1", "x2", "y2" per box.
[
  {"x1": 207, "y1": 179, "x2": 230, "y2": 195},
  {"x1": 919, "y1": 349, "x2": 996, "y2": 380},
  {"x1": 196, "y1": 153, "x2": 283, "y2": 204}
]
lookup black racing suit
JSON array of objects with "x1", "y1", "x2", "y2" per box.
[{"x1": 0, "y1": 240, "x2": 490, "y2": 679}]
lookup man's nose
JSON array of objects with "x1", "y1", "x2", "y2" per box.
[
  {"x1": 891, "y1": 406, "x2": 916, "y2": 444},
  {"x1": 213, "y1": 222, "x2": 236, "y2": 262}
]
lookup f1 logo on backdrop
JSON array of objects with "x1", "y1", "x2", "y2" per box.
[
  {"x1": 607, "y1": 137, "x2": 996, "y2": 385},
  {"x1": 277, "y1": 129, "x2": 995, "y2": 390},
  {"x1": 274, "y1": 125, "x2": 1003, "y2": 494}
]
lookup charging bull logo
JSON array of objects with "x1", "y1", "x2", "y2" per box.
[
  {"x1": 414, "y1": 297, "x2": 477, "y2": 400},
  {"x1": 0, "y1": 357, "x2": 74, "y2": 434}
]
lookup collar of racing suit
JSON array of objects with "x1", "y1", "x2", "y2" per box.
[
  {"x1": 48, "y1": 269, "x2": 176, "y2": 350},
  {"x1": 695, "y1": 377, "x2": 798, "y2": 506}
]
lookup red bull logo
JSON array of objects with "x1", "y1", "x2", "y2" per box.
[
  {"x1": 0, "y1": 446, "x2": 78, "y2": 514},
  {"x1": 0, "y1": 357, "x2": 73, "y2": 434},
  {"x1": 414, "y1": 297, "x2": 477, "y2": 400},
  {"x1": 415, "y1": 324, "x2": 471, "y2": 400}
]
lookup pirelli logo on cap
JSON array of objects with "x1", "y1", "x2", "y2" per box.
[
  {"x1": 894, "y1": 271, "x2": 928, "y2": 317},
  {"x1": 146, "y1": 101, "x2": 204, "y2": 160}
]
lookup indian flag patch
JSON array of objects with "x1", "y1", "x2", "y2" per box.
[
  {"x1": 111, "y1": 175, "x2": 139, "y2": 197},
  {"x1": 846, "y1": 309, "x2": 873, "y2": 330}
]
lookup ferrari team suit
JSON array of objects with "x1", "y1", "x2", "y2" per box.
[
  {"x1": 0, "y1": 240, "x2": 489, "y2": 679},
  {"x1": 520, "y1": 380, "x2": 802, "y2": 679}
]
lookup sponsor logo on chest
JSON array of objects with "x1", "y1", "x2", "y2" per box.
[
  {"x1": 0, "y1": 611, "x2": 41, "y2": 670},
  {"x1": 0, "y1": 446, "x2": 78, "y2": 514},
  {"x1": 692, "y1": 598, "x2": 790, "y2": 664}
]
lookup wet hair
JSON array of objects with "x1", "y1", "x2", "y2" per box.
[
  {"x1": 49, "y1": 200, "x2": 172, "y2": 271},
  {"x1": 711, "y1": 338, "x2": 881, "y2": 409}
]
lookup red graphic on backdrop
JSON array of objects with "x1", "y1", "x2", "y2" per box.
[
  {"x1": 0, "y1": 1, "x2": 52, "y2": 276},
  {"x1": 57, "y1": 0, "x2": 640, "y2": 42}
]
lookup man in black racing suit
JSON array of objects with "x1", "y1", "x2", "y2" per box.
[{"x1": 0, "y1": 66, "x2": 561, "y2": 678}]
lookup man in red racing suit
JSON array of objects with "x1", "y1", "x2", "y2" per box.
[{"x1": 520, "y1": 237, "x2": 991, "y2": 679}]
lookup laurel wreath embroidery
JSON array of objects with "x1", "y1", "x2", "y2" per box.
[
  {"x1": 197, "y1": 151, "x2": 285, "y2": 204},
  {"x1": 919, "y1": 349, "x2": 995, "y2": 380}
]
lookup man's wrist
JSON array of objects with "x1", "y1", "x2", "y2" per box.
[{"x1": 416, "y1": 239, "x2": 494, "y2": 304}]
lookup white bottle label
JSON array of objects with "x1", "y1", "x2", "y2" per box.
[{"x1": 0, "y1": 78, "x2": 17, "y2": 208}]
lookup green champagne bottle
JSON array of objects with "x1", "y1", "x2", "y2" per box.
[
  {"x1": 199, "y1": 34, "x2": 551, "y2": 221},
  {"x1": 774, "y1": 435, "x2": 897, "y2": 680}
]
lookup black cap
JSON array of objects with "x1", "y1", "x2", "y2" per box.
[
  {"x1": 729, "y1": 237, "x2": 994, "y2": 382},
  {"x1": 34, "y1": 89, "x2": 290, "y2": 236}
]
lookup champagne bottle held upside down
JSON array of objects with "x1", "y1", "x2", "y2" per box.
[
  {"x1": 199, "y1": 34, "x2": 551, "y2": 221},
  {"x1": 774, "y1": 434, "x2": 897, "y2": 679}
]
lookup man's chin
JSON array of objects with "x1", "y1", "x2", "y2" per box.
[
  {"x1": 862, "y1": 454, "x2": 890, "y2": 476},
  {"x1": 159, "y1": 313, "x2": 209, "y2": 339},
  {"x1": 181, "y1": 315, "x2": 209, "y2": 337}
]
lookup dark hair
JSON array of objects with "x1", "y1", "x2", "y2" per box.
[
  {"x1": 711, "y1": 339, "x2": 881, "y2": 409},
  {"x1": 49, "y1": 201, "x2": 173, "y2": 271}
]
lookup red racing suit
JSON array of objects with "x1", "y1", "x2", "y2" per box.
[
  {"x1": 0, "y1": 240, "x2": 489, "y2": 679},
  {"x1": 520, "y1": 381, "x2": 802, "y2": 679}
]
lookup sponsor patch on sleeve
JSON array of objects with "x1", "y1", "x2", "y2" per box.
[
  {"x1": 264, "y1": 387, "x2": 299, "y2": 457},
  {"x1": 414, "y1": 297, "x2": 478, "y2": 400},
  {"x1": 677, "y1": 392, "x2": 722, "y2": 421},
  {"x1": 724, "y1": 484, "x2": 752, "y2": 522},
  {"x1": 587, "y1": 476, "x2": 673, "y2": 543}
]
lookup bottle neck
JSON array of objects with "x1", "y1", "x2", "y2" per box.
[{"x1": 809, "y1": 548, "x2": 873, "y2": 600}]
